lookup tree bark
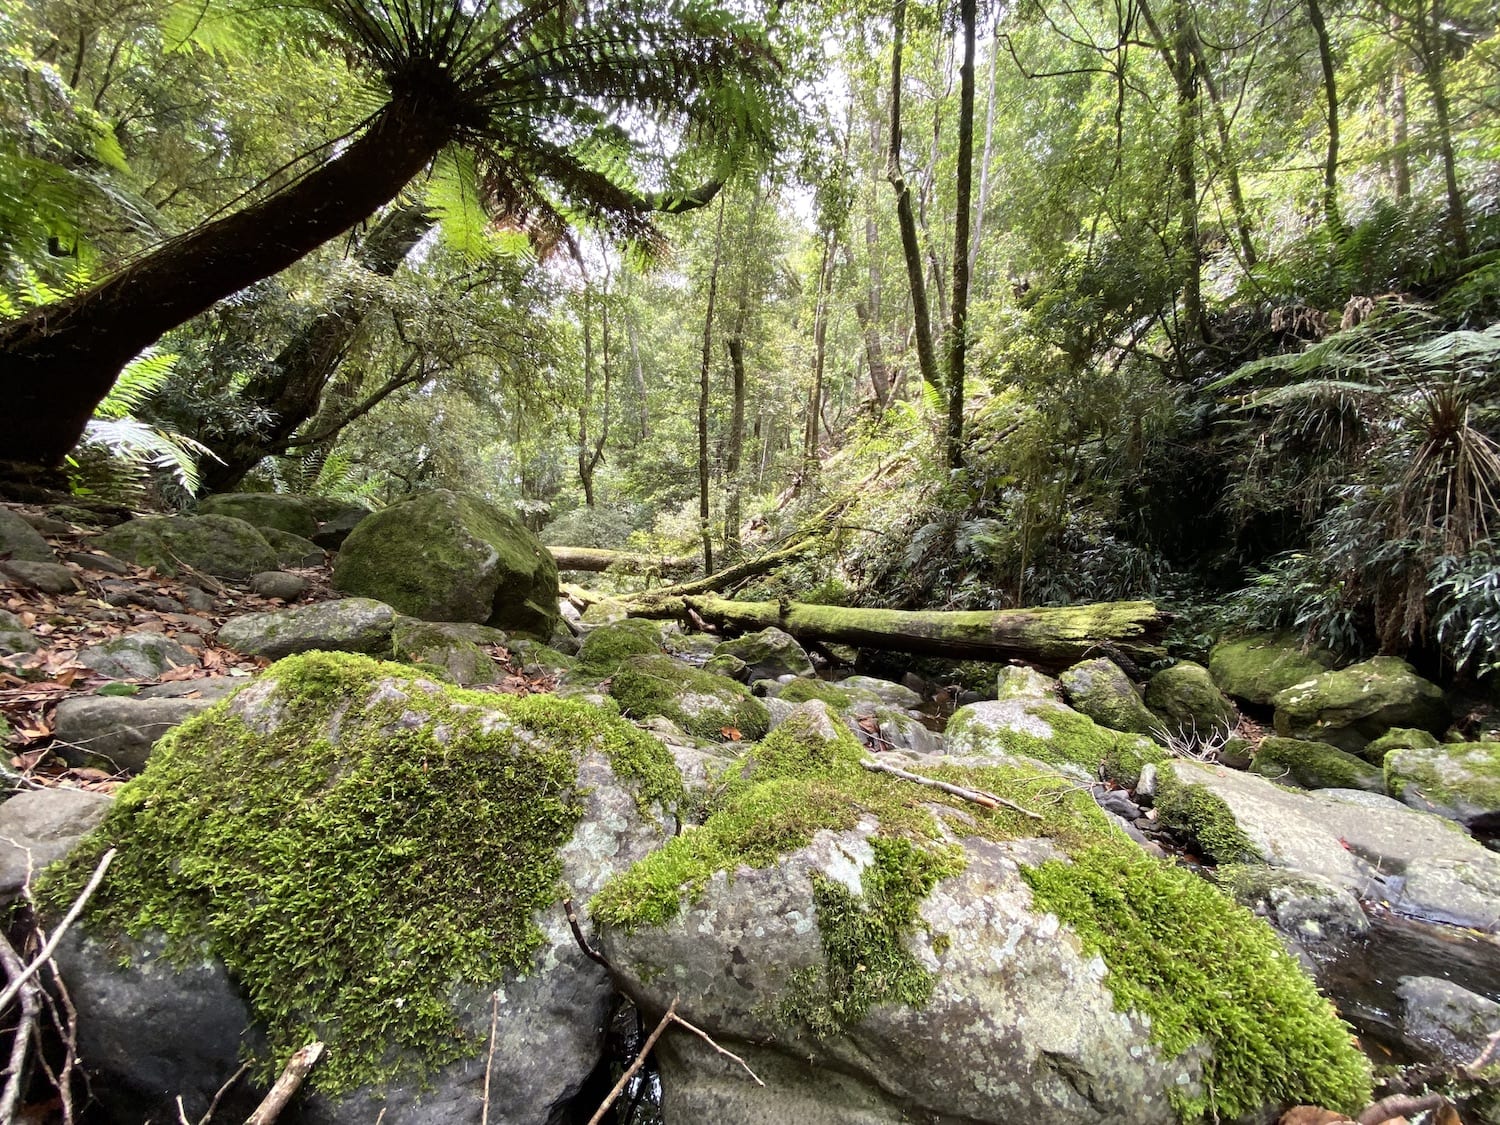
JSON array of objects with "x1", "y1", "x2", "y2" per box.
[
  {"x1": 0, "y1": 98, "x2": 454, "y2": 468},
  {"x1": 628, "y1": 595, "x2": 1169, "y2": 670},
  {"x1": 805, "y1": 229, "x2": 835, "y2": 471},
  {"x1": 698, "y1": 198, "x2": 727, "y2": 575},
  {"x1": 725, "y1": 335, "x2": 747, "y2": 551},
  {"x1": 1412, "y1": 6, "x2": 1468, "y2": 256},
  {"x1": 946, "y1": 0, "x2": 976, "y2": 471},
  {"x1": 1306, "y1": 0, "x2": 1344, "y2": 240},
  {"x1": 548, "y1": 546, "x2": 697, "y2": 575},
  {"x1": 1186, "y1": 36, "x2": 1258, "y2": 267}
]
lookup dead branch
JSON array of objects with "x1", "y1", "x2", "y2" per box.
[
  {"x1": 1467, "y1": 1028, "x2": 1500, "y2": 1072},
  {"x1": 0, "y1": 847, "x2": 115, "y2": 1015},
  {"x1": 481, "y1": 991, "x2": 498, "y2": 1125},
  {"x1": 243, "y1": 1041, "x2": 324, "y2": 1125},
  {"x1": 1356, "y1": 1091, "x2": 1449, "y2": 1125},
  {"x1": 193, "y1": 1061, "x2": 250, "y2": 1125},
  {"x1": 669, "y1": 1012, "x2": 764, "y2": 1086},
  {"x1": 861, "y1": 759, "x2": 1043, "y2": 820},
  {"x1": 0, "y1": 928, "x2": 41, "y2": 1124},
  {"x1": 587, "y1": 998, "x2": 678, "y2": 1125},
  {"x1": 562, "y1": 899, "x2": 611, "y2": 969}
]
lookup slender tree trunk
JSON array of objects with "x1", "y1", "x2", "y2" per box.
[
  {"x1": 0, "y1": 97, "x2": 453, "y2": 468},
  {"x1": 576, "y1": 265, "x2": 612, "y2": 509},
  {"x1": 968, "y1": 17, "x2": 1000, "y2": 278},
  {"x1": 725, "y1": 336, "x2": 747, "y2": 552},
  {"x1": 1414, "y1": 12, "x2": 1468, "y2": 256},
  {"x1": 805, "y1": 230, "x2": 835, "y2": 472},
  {"x1": 860, "y1": 103, "x2": 892, "y2": 409},
  {"x1": 698, "y1": 199, "x2": 727, "y2": 575},
  {"x1": 886, "y1": 0, "x2": 942, "y2": 395},
  {"x1": 1186, "y1": 37, "x2": 1258, "y2": 267},
  {"x1": 625, "y1": 306, "x2": 649, "y2": 441},
  {"x1": 1306, "y1": 0, "x2": 1344, "y2": 240},
  {"x1": 947, "y1": 0, "x2": 976, "y2": 471},
  {"x1": 200, "y1": 203, "x2": 433, "y2": 491},
  {"x1": 1391, "y1": 51, "x2": 1412, "y2": 199}
]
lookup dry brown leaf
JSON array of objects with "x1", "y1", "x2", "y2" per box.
[
  {"x1": 721, "y1": 726, "x2": 743, "y2": 741},
  {"x1": 1278, "y1": 1109, "x2": 1354, "y2": 1125}
]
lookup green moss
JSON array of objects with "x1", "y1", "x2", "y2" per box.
[
  {"x1": 1364, "y1": 727, "x2": 1441, "y2": 763},
  {"x1": 39, "y1": 652, "x2": 679, "y2": 1096},
  {"x1": 575, "y1": 619, "x2": 664, "y2": 676},
  {"x1": 779, "y1": 837, "x2": 965, "y2": 1038},
  {"x1": 1251, "y1": 737, "x2": 1383, "y2": 791},
  {"x1": 607, "y1": 654, "x2": 769, "y2": 741},
  {"x1": 1153, "y1": 773, "x2": 1260, "y2": 864},
  {"x1": 1385, "y1": 741, "x2": 1500, "y2": 810},
  {"x1": 776, "y1": 678, "x2": 854, "y2": 709},
  {"x1": 947, "y1": 697, "x2": 1165, "y2": 788},
  {"x1": 1023, "y1": 847, "x2": 1371, "y2": 1121}
]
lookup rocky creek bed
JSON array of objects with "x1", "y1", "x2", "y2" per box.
[{"x1": 2, "y1": 494, "x2": 1499, "y2": 1124}]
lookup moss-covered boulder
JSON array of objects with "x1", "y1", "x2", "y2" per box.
[
  {"x1": 390, "y1": 618, "x2": 507, "y2": 686},
  {"x1": 773, "y1": 677, "x2": 941, "y2": 755},
  {"x1": 946, "y1": 690, "x2": 1167, "y2": 788},
  {"x1": 197, "y1": 493, "x2": 318, "y2": 539},
  {"x1": 1208, "y1": 634, "x2": 1337, "y2": 707},
  {"x1": 1272, "y1": 656, "x2": 1449, "y2": 754},
  {"x1": 94, "y1": 515, "x2": 279, "y2": 579},
  {"x1": 1145, "y1": 662, "x2": 1237, "y2": 738},
  {"x1": 1250, "y1": 737, "x2": 1385, "y2": 792},
  {"x1": 712, "y1": 627, "x2": 814, "y2": 683},
  {"x1": 572, "y1": 618, "x2": 664, "y2": 678},
  {"x1": 1060, "y1": 657, "x2": 1158, "y2": 735},
  {"x1": 608, "y1": 654, "x2": 769, "y2": 741},
  {"x1": 1216, "y1": 865, "x2": 1369, "y2": 948},
  {"x1": 1385, "y1": 741, "x2": 1500, "y2": 828},
  {"x1": 77, "y1": 632, "x2": 199, "y2": 680},
  {"x1": 43, "y1": 653, "x2": 683, "y2": 1123},
  {"x1": 259, "y1": 528, "x2": 324, "y2": 568},
  {"x1": 1364, "y1": 726, "x2": 1442, "y2": 763},
  {"x1": 591, "y1": 703, "x2": 1370, "y2": 1124},
  {"x1": 332, "y1": 490, "x2": 559, "y2": 636},
  {"x1": 0, "y1": 507, "x2": 55, "y2": 562},
  {"x1": 217, "y1": 598, "x2": 397, "y2": 660}
]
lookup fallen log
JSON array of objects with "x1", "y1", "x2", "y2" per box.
[
  {"x1": 649, "y1": 536, "x2": 821, "y2": 597},
  {"x1": 625, "y1": 595, "x2": 1168, "y2": 670},
  {"x1": 547, "y1": 546, "x2": 697, "y2": 577}
]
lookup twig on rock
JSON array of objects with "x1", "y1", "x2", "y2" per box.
[
  {"x1": 0, "y1": 847, "x2": 115, "y2": 1015},
  {"x1": 562, "y1": 899, "x2": 612, "y2": 969},
  {"x1": 0, "y1": 928, "x2": 41, "y2": 1124},
  {"x1": 860, "y1": 759, "x2": 1042, "y2": 819},
  {"x1": 669, "y1": 1012, "x2": 764, "y2": 1086},
  {"x1": 243, "y1": 1041, "x2": 324, "y2": 1125},
  {"x1": 1356, "y1": 1091, "x2": 1449, "y2": 1125},
  {"x1": 1467, "y1": 1028, "x2": 1500, "y2": 1072},
  {"x1": 587, "y1": 998, "x2": 679, "y2": 1125},
  {"x1": 481, "y1": 991, "x2": 499, "y2": 1125},
  {"x1": 193, "y1": 1061, "x2": 250, "y2": 1125}
]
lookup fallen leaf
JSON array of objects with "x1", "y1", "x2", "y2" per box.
[
  {"x1": 1277, "y1": 1109, "x2": 1354, "y2": 1125},
  {"x1": 721, "y1": 727, "x2": 743, "y2": 741}
]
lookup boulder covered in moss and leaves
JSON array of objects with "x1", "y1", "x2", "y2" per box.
[
  {"x1": 1385, "y1": 741, "x2": 1500, "y2": 828},
  {"x1": 1145, "y1": 661, "x2": 1238, "y2": 739},
  {"x1": 1208, "y1": 634, "x2": 1337, "y2": 707},
  {"x1": 712, "y1": 626, "x2": 814, "y2": 683},
  {"x1": 94, "y1": 514, "x2": 279, "y2": 579},
  {"x1": 1271, "y1": 657, "x2": 1448, "y2": 754},
  {"x1": 43, "y1": 653, "x2": 683, "y2": 1125},
  {"x1": 1250, "y1": 736, "x2": 1385, "y2": 792},
  {"x1": 1059, "y1": 656, "x2": 1158, "y2": 735},
  {"x1": 590, "y1": 702, "x2": 1371, "y2": 1124},
  {"x1": 332, "y1": 490, "x2": 559, "y2": 637},
  {"x1": 197, "y1": 493, "x2": 319, "y2": 539},
  {"x1": 217, "y1": 598, "x2": 399, "y2": 661},
  {"x1": 607, "y1": 653, "x2": 769, "y2": 742}
]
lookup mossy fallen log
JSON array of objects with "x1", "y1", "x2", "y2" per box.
[
  {"x1": 547, "y1": 546, "x2": 697, "y2": 576},
  {"x1": 626, "y1": 595, "x2": 1169, "y2": 670}
]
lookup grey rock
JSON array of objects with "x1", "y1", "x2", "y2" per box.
[
  {"x1": 260, "y1": 528, "x2": 325, "y2": 569},
  {"x1": 217, "y1": 598, "x2": 397, "y2": 659},
  {"x1": 180, "y1": 587, "x2": 216, "y2": 613},
  {"x1": 1385, "y1": 741, "x2": 1500, "y2": 827},
  {"x1": 1218, "y1": 866, "x2": 1369, "y2": 948},
  {"x1": 54, "y1": 694, "x2": 218, "y2": 772},
  {"x1": 197, "y1": 492, "x2": 318, "y2": 538},
  {"x1": 1, "y1": 559, "x2": 81, "y2": 594},
  {"x1": 0, "y1": 507, "x2": 56, "y2": 563},
  {"x1": 0, "y1": 788, "x2": 113, "y2": 896},
  {"x1": 1272, "y1": 656, "x2": 1448, "y2": 754},
  {"x1": 138, "y1": 678, "x2": 241, "y2": 702},
  {"x1": 391, "y1": 618, "x2": 504, "y2": 686},
  {"x1": 78, "y1": 633, "x2": 199, "y2": 680},
  {"x1": 847, "y1": 700, "x2": 942, "y2": 755},
  {"x1": 1396, "y1": 976, "x2": 1500, "y2": 1065},
  {"x1": 713, "y1": 627, "x2": 814, "y2": 682},
  {"x1": 838, "y1": 675, "x2": 924, "y2": 709},
  {"x1": 249, "y1": 571, "x2": 309, "y2": 600},
  {"x1": 0, "y1": 608, "x2": 38, "y2": 656},
  {"x1": 63, "y1": 550, "x2": 131, "y2": 575},
  {"x1": 1061, "y1": 657, "x2": 1158, "y2": 735},
  {"x1": 1095, "y1": 788, "x2": 1143, "y2": 820},
  {"x1": 93, "y1": 515, "x2": 279, "y2": 579},
  {"x1": 17, "y1": 511, "x2": 73, "y2": 535},
  {"x1": 310, "y1": 505, "x2": 371, "y2": 550}
]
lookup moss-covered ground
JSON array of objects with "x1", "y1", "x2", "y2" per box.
[{"x1": 39, "y1": 652, "x2": 682, "y2": 1095}]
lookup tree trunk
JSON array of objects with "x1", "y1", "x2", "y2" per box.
[
  {"x1": 946, "y1": 0, "x2": 976, "y2": 471},
  {"x1": 200, "y1": 203, "x2": 434, "y2": 491},
  {"x1": 805, "y1": 230, "x2": 835, "y2": 472},
  {"x1": 548, "y1": 546, "x2": 697, "y2": 575},
  {"x1": 0, "y1": 98, "x2": 453, "y2": 468},
  {"x1": 628, "y1": 595, "x2": 1169, "y2": 670},
  {"x1": 698, "y1": 199, "x2": 727, "y2": 575},
  {"x1": 968, "y1": 17, "x2": 1000, "y2": 278},
  {"x1": 1413, "y1": 10, "x2": 1468, "y2": 256},
  {"x1": 1390, "y1": 50, "x2": 1411, "y2": 200},
  {"x1": 725, "y1": 336, "x2": 747, "y2": 552},
  {"x1": 1306, "y1": 0, "x2": 1344, "y2": 240},
  {"x1": 1186, "y1": 37, "x2": 1258, "y2": 267},
  {"x1": 886, "y1": 0, "x2": 942, "y2": 396}
]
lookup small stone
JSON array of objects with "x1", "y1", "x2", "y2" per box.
[
  {"x1": 1, "y1": 559, "x2": 81, "y2": 594},
  {"x1": 1396, "y1": 976, "x2": 1500, "y2": 1065},
  {"x1": 0, "y1": 788, "x2": 114, "y2": 897},
  {"x1": 0, "y1": 608, "x2": 38, "y2": 656},
  {"x1": 64, "y1": 551, "x2": 131, "y2": 575},
  {"x1": 1095, "y1": 789, "x2": 1143, "y2": 820},
  {"x1": 249, "y1": 571, "x2": 309, "y2": 600},
  {"x1": 260, "y1": 529, "x2": 324, "y2": 569},
  {"x1": 180, "y1": 587, "x2": 216, "y2": 613},
  {"x1": 1136, "y1": 762, "x2": 1158, "y2": 801},
  {"x1": 78, "y1": 634, "x2": 198, "y2": 679}
]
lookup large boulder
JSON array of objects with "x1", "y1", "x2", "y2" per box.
[
  {"x1": 217, "y1": 598, "x2": 398, "y2": 660},
  {"x1": 1059, "y1": 657, "x2": 1158, "y2": 735},
  {"x1": 1272, "y1": 656, "x2": 1448, "y2": 754},
  {"x1": 1162, "y1": 760, "x2": 1500, "y2": 931},
  {"x1": 197, "y1": 493, "x2": 318, "y2": 539},
  {"x1": 1208, "y1": 634, "x2": 1337, "y2": 707},
  {"x1": 712, "y1": 627, "x2": 814, "y2": 683},
  {"x1": 332, "y1": 490, "x2": 559, "y2": 637},
  {"x1": 42, "y1": 653, "x2": 683, "y2": 1125},
  {"x1": 1396, "y1": 976, "x2": 1500, "y2": 1066},
  {"x1": 590, "y1": 703, "x2": 1371, "y2": 1124},
  {"x1": 608, "y1": 654, "x2": 769, "y2": 742},
  {"x1": 260, "y1": 528, "x2": 325, "y2": 568},
  {"x1": 1384, "y1": 741, "x2": 1500, "y2": 829},
  {"x1": 1249, "y1": 736, "x2": 1384, "y2": 792},
  {"x1": 773, "y1": 677, "x2": 942, "y2": 756},
  {"x1": 93, "y1": 515, "x2": 279, "y2": 579},
  {"x1": 1145, "y1": 661, "x2": 1237, "y2": 739}
]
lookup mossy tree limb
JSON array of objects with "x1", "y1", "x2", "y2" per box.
[
  {"x1": 547, "y1": 546, "x2": 698, "y2": 577},
  {"x1": 626, "y1": 596, "x2": 1169, "y2": 670}
]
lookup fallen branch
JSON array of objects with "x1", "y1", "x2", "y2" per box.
[
  {"x1": 645, "y1": 536, "x2": 822, "y2": 598},
  {"x1": 586, "y1": 998, "x2": 679, "y2": 1125},
  {"x1": 548, "y1": 547, "x2": 698, "y2": 578},
  {"x1": 669, "y1": 1012, "x2": 765, "y2": 1086},
  {"x1": 244, "y1": 1041, "x2": 324, "y2": 1125},
  {"x1": 0, "y1": 847, "x2": 115, "y2": 1015},
  {"x1": 562, "y1": 899, "x2": 610, "y2": 968},
  {"x1": 862, "y1": 759, "x2": 1043, "y2": 819},
  {"x1": 196, "y1": 1061, "x2": 251, "y2": 1125},
  {"x1": 481, "y1": 992, "x2": 498, "y2": 1125},
  {"x1": 1356, "y1": 1091, "x2": 1449, "y2": 1125},
  {"x1": 0, "y1": 929, "x2": 41, "y2": 1124}
]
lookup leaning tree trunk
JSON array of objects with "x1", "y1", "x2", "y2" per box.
[
  {"x1": 626, "y1": 595, "x2": 1169, "y2": 670},
  {"x1": 0, "y1": 98, "x2": 454, "y2": 469},
  {"x1": 946, "y1": 0, "x2": 976, "y2": 471}
]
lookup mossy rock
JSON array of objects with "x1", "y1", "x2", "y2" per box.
[
  {"x1": 712, "y1": 627, "x2": 813, "y2": 683},
  {"x1": 1059, "y1": 657, "x2": 1158, "y2": 735},
  {"x1": 574, "y1": 619, "x2": 665, "y2": 678},
  {"x1": 41, "y1": 652, "x2": 683, "y2": 1102},
  {"x1": 608, "y1": 654, "x2": 769, "y2": 742},
  {"x1": 0, "y1": 608, "x2": 39, "y2": 656},
  {"x1": 1153, "y1": 770, "x2": 1261, "y2": 865},
  {"x1": 217, "y1": 598, "x2": 398, "y2": 660},
  {"x1": 332, "y1": 490, "x2": 559, "y2": 637},
  {"x1": 946, "y1": 692, "x2": 1167, "y2": 788},
  {"x1": 1363, "y1": 727, "x2": 1442, "y2": 764},
  {"x1": 1145, "y1": 662, "x2": 1238, "y2": 739},
  {"x1": 701, "y1": 653, "x2": 749, "y2": 680},
  {"x1": 1385, "y1": 741, "x2": 1500, "y2": 827},
  {"x1": 391, "y1": 618, "x2": 506, "y2": 686},
  {"x1": 1272, "y1": 656, "x2": 1448, "y2": 754},
  {"x1": 1208, "y1": 634, "x2": 1337, "y2": 707},
  {"x1": 259, "y1": 528, "x2": 324, "y2": 568},
  {"x1": 198, "y1": 493, "x2": 318, "y2": 539},
  {"x1": 592, "y1": 701, "x2": 1371, "y2": 1122},
  {"x1": 94, "y1": 515, "x2": 279, "y2": 579},
  {"x1": 1250, "y1": 737, "x2": 1384, "y2": 793}
]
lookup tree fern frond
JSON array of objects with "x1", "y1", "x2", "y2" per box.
[{"x1": 94, "y1": 350, "x2": 181, "y2": 420}]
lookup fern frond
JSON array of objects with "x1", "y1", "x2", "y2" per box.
[{"x1": 94, "y1": 350, "x2": 181, "y2": 420}]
